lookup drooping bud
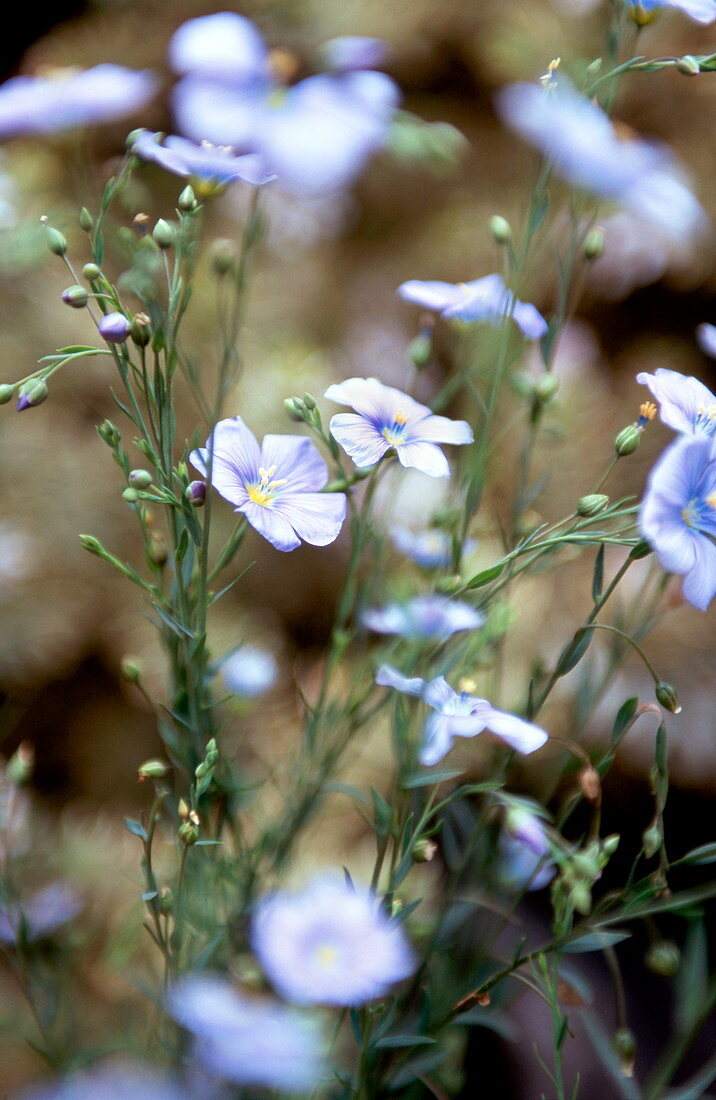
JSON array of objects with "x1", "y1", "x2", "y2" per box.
[
  {"x1": 577, "y1": 493, "x2": 609, "y2": 517},
  {"x1": 45, "y1": 226, "x2": 68, "y2": 256},
  {"x1": 583, "y1": 226, "x2": 605, "y2": 261},
  {"x1": 655, "y1": 681, "x2": 681, "y2": 714},
  {"x1": 17, "y1": 378, "x2": 48, "y2": 411},
  {"x1": 676, "y1": 54, "x2": 700, "y2": 76},
  {"x1": 489, "y1": 215, "x2": 512, "y2": 244},
  {"x1": 83, "y1": 262, "x2": 102, "y2": 281},
  {"x1": 61, "y1": 284, "x2": 89, "y2": 308},
  {"x1": 0, "y1": 384, "x2": 14, "y2": 404},
  {"x1": 138, "y1": 759, "x2": 169, "y2": 780},
  {"x1": 153, "y1": 219, "x2": 175, "y2": 249},
  {"x1": 186, "y1": 480, "x2": 206, "y2": 506},
  {"x1": 178, "y1": 185, "x2": 197, "y2": 212},
  {"x1": 645, "y1": 941, "x2": 680, "y2": 977},
  {"x1": 98, "y1": 312, "x2": 130, "y2": 344},
  {"x1": 129, "y1": 469, "x2": 153, "y2": 489},
  {"x1": 615, "y1": 425, "x2": 641, "y2": 456}
]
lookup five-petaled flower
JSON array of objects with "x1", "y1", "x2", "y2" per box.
[
  {"x1": 631, "y1": 0, "x2": 716, "y2": 23},
  {"x1": 640, "y1": 433, "x2": 716, "y2": 610},
  {"x1": 131, "y1": 130, "x2": 274, "y2": 187},
  {"x1": 325, "y1": 377, "x2": 473, "y2": 478},
  {"x1": 190, "y1": 416, "x2": 346, "y2": 552},
  {"x1": 251, "y1": 876, "x2": 415, "y2": 1006},
  {"x1": 376, "y1": 664, "x2": 548, "y2": 766},
  {"x1": 398, "y1": 273, "x2": 547, "y2": 340},
  {"x1": 363, "y1": 595, "x2": 483, "y2": 639},
  {"x1": 637, "y1": 368, "x2": 716, "y2": 436}
]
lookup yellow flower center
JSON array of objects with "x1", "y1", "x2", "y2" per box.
[
  {"x1": 315, "y1": 943, "x2": 338, "y2": 967},
  {"x1": 245, "y1": 465, "x2": 287, "y2": 507},
  {"x1": 698, "y1": 404, "x2": 716, "y2": 421}
]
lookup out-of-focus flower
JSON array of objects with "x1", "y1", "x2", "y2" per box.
[
  {"x1": 168, "y1": 975, "x2": 323, "y2": 1092},
  {"x1": 131, "y1": 131, "x2": 274, "y2": 186},
  {"x1": 0, "y1": 883, "x2": 82, "y2": 946},
  {"x1": 398, "y1": 274, "x2": 547, "y2": 340},
  {"x1": 632, "y1": 0, "x2": 716, "y2": 22},
  {"x1": 637, "y1": 368, "x2": 716, "y2": 435},
  {"x1": 321, "y1": 37, "x2": 390, "y2": 73},
  {"x1": 0, "y1": 66, "x2": 157, "y2": 139},
  {"x1": 98, "y1": 313, "x2": 130, "y2": 343},
  {"x1": 170, "y1": 12, "x2": 399, "y2": 195},
  {"x1": 190, "y1": 417, "x2": 345, "y2": 552},
  {"x1": 251, "y1": 876, "x2": 414, "y2": 1005},
  {"x1": 325, "y1": 377, "x2": 473, "y2": 478},
  {"x1": 496, "y1": 76, "x2": 706, "y2": 240},
  {"x1": 221, "y1": 645, "x2": 278, "y2": 697},
  {"x1": 376, "y1": 664, "x2": 548, "y2": 765},
  {"x1": 363, "y1": 595, "x2": 483, "y2": 638},
  {"x1": 15, "y1": 1060, "x2": 191, "y2": 1100},
  {"x1": 391, "y1": 526, "x2": 475, "y2": 569},
  {"x1": 697, "y1": 323, "x2": 716, "y2": 358},
  {"x1": 640, "y1": 433, "x2": 716, "y2": 609},
  {"x1": 499, "y1": 806, "x2": 555, "y2": 891}
]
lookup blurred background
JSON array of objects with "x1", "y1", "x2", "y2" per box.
[{"x1": 0, "y1": 0, "x2": 715, "y2": 1094}]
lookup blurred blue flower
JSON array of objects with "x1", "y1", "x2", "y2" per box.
[
  {"x1": 190, "y1": 417, "x2": 345, "y2": 553},
  {"x1": 168, "y1": 976, "x2": 323, "y2": 1092},
  {"x1": 633, "y1": 0, "x2": 716, "y2": 21},
  {"x1": 376, "y1": 664, "x2": 548, "y2": 765},
  {"x1": 363, "y1": 595, "x2": 484, "y2": 638},
  {"x1": 169, "y1": 12, "x2": 399, "y2": 195},
  {"x1": 697, "y1": 323, "x2": 716, "y2": 358},
  {"x1": 0, "y1": 882, "x2": 82, "y2": 946},
  {"x1": 321, "y1": 37, "x2": 390, "y2": 73},
  {"x1": 398, "y1": 274, "x2": 547, "y2": 340},
  {"x1": 499, "y1": 806, "x2": 555, "y2": 892},
  {"x1": 325, "y1": 376, "x2": 473, "y2": 478},
  {"x1": 496, "y1": 76, "x2": 706, "y2": 240},
  {"x1": 221, "y1": 645, "x2": 278, "y2": 697},
  {"x1": 640, "y1": 433, "x2": 716, "y2": 609},
  {"x1": 0, "y1": 66, "x2": 157, "y2": 139},
  {"x1": 251, "y1": 876, "x2": 415, "y2": 1005},
  {"x1": 637, "y1": 367, "x2": 716, "y2": 435},
  {"x1": 15, "y1": 1061, "x2": 191, "y2": 1100},
  {"x1": 131, "y1": 131, "x2": 274, "y2": 186},
  {"x1": 391, "y1": 526, "x2": 468, "y2": 568}
]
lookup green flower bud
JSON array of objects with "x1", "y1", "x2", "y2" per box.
[
  {"x1": 0, "y1": 384, "x2": 14, "y2": 404},
  {"x1": 602, "y1": 834, "x2": 620, "y2": 856},
  {"x1": 83, "y1": 262, "x2": 102, "y2": 282},
  {"x1": 577, "y1": 493, "x2": 609, "y2": 517},
  {"x1": 79, "y1": 207, "x2": 93, "y2": 232},
  {"x1": 612, "y1": 1027, "x2": 636, "y2": 1075},
  {"x1": 676, "y1": 54, "x2": 700, "y2": 76},
  {"x1": 489, "y1": 215, "x2": 512, "y2": 244},
  {"x1": 129, "y1": 469, "x2": 153, "y2": 489},
  {"x1": 302, "y1": 392, "x2": 317, "y2": 410},
  {"x1": 534, "y1": 373, "x2": 559, "y2": 403},
  {"x1": 159, "y1": 886, "x2": 173, "y2": 914},
  {"x1": 17, "y1": 379, "x2": 47, "y2": 411},
  {"x1": 121, "y1": 656, "x2": 143, "y2": 683},
  {"x1": 79, "y1": 533, "x2": 105, "y2": 556},
  {"x1": 407, "y1": 332, "x2": 432, "y2": 369},
  {"x1": 572, "y1": 852, "x2": 601, "y2": 879},
  {"x1": 412, "y1": 838, "x2": 438, "y2": 863},
  {"x1": 97, "y1": 420, "x2": 121, "y2": 447},
  {"x1": 284, "y1": 397, "x2": 306, "y2": 422},
  {"x1": 148, "y1": 535, "x2": 168, "y2": 566},
  {"x1": 178, "y1": 821, "x2": 199, "y2": 846},
  {"x1": 178, "y1": 184, "x2": 197, "y2": 212},
  {"x1": 583, "y1": 226, "x2": 605, "y2": 261},
  {"x1": 138, "y1": 759, "x2": 169, "y2": 779},
  {"x1": 655, "y1": 681, "x2": 681, "y2": 714},
  {"x1": 645, "y1": 941, "x2": 680, "y2": 976},
  {"x1": 45, "y1": 226, "x2": 68, "y2": 256},
  {"x1": 7, "y1": 742, "x2": 34, "y2": 785},
  {"x1": 571, "y1": 882, "x2": 592, "y2": 915},
  {"x1": 195, "y1": 760, "x2": 211, "y2": 779},
  {"x1": 130, "y1": 312, "x2": 152, "y2": 347},
  {"x1": 153, "y1": 219, "x2": 174, "y2": 249},
  {"x1": 615, "y1": 425, "x2": 641, "y2": 456},
  {"x1": 209, "y1": 238, "x2": 236, "y2": 276},
  {"x1": 122, "y1": 487, "x2": 139, "y2": 504},
  {"x1": 643, "y1": 820, "x2": 662, "y2": 859},
  {"x1": 586, "y1": 58, "x2": 602, "y2": 77},
  {"x1": 61, "y1": 284, "x2": 89, "y2": 308}
]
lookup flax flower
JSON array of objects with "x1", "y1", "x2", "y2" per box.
[
  {"x1": 398, "y1": 274, "x2": 547, "y2": 340},
  {"x1": 363, "y1": 595, "x2": 483, "y2": 639},
  {"x1": 637, "y1": 368, "x2": 716, "y2": 436}
]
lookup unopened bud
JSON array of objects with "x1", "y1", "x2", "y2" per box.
[
  {"x1": 676, "y1": 54, "x2": 700, "y2": 76},
  {"x1": 148, "y1": 535, "x2": 168, "y2": 566},
  {"x1": 138, "y1": 759, "x2": 169, "y2": 779},
  {"x1": 153, "y1": 219, "x2": 175, "y2": 249},
  {"x1": 655, "y1": 681, "x2": 681, "y2": 714},
  {"x1": 177, "y1": 798, "x2": 189, "y2": 820},
  {"x1": 178, "y1": 185, "x2": 197, "y2": 212},
  {"x1": 643, "y1": 821, "x2": 662, "y2": 859},
  {"x1": 407, "y1": 332, "x2": 432, "y2": 369},
  {"x1": 97, "y1": 419, "x2": 121, "y2": 447},
  {"x1": 210, "y1": 238, "x2": 236, "y2": 276},
  {"x1": 615, "y1": 425, "x2": 641, "y2": 456},
  {"x1": 583, "y1": 227, "x2": 605, "y2": 260},
  {"x1": 45, "y1": 226, "x2": 67, "y2": 256},
  {"x1": 571, "y1": 882, "x2": 592, "y2": 915},
  {"x1": 16, "y1": 378, "x2": 47, "y2": 411},
  {"x1": 129, "y1": 469, "x2": 153, "y2": 489},
  {"x1": 645, "y1": 941, "x2": 680, "y2": 977},
  {"x1": 612, "y1": 1027, "x2": 636, "y2": 1076},
  {"x1": 79, "y1": 207, "x2": 93, "y2": 232},
  {"x1": 121, "y1": 655, "x2": 143, "y2": 683},
  {"x1": 122, "y1": 487, "x2": 139, "y2": 504},
  {"x1": 302, "y1": 392, "x2": 317, "y2": 410},
  {"x1": 79, "y1": 534, "x2": 104, "y2": 556},
  {"x1": 534, "y1": 373, "x2": 559, "y2": 403},
  {"x1": 7, "y1": 742, "x2": 34, "y2": 785},
  {"x1": 130, "y1": 312, "x2": 152, "y2": 347},
  {"x1": 577, "y1": 493, "x2": 609, "y2": 517},
  {"x1": 61, "y1": 284, "x2": 88, "y2": 308},
  {"x1": 284, "y1": 397, "x2": 306, "y2": 422},
  {"x1": 412, "y1": 838, "x2": 438, "y2": 863},
  {"x1": 159, "y1": 886, "x2": 173, "y2": 913},
  {"x1": 83, "y1": 262, "x2": 101, "y2": 281},
  {"x1": 489, "y1": 215, "x2": 512, "y2": 244},
  {"x1": 178, "y1": 821, "x2": 199, "y2": 846},
  {"x1": 99, "y1": 312, "x2": 130, "y2": 344},
  {"x1": 0, "y1": 384, "x2": 14, "y2": 404},
  {"x1": 186, "y1": 480, "x2": 206, "y2": 506},
  {"x1": 579, "y1": 765, "x2": 601, "y2": 802},
  {"x1": 602, "y1": 834, "x2": 620, "y2": 856}
]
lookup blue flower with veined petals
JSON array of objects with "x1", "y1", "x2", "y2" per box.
[
  {"x1": 633, "y1": 0, "x2": 716, "y2": 22},
  {"x1": 398, "y1": 274, "x2": 547, "y2": 340},
  {"x1": 190, "y1": 417, "x2": 345, "y2": 553},
  {"x1": 169, "y1": 12, "x2": 399, "y2": 195},
  {"x1": 131, "y1": 130, "x2": 274, "y2": 186},
  {"x1": 325, "y1": 376, "x2": 473, "y2": 478},
  {"x1": 363, "y1": 595, "x2": 484, "y2": 639},
  {"x1": 640, "y1": 433, "x2": 716, "y2": 609},
  {"x1": 376, "y1": 664, "x2": 548, "y2": 765},
  {"x1": 637, "y1": 368, "x2": 716, "y2": 436}
]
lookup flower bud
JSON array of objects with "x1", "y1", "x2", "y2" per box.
[
  {"x1": 178, "y1": 798, "x2": 189, "y2": 820},
  {"x1": 178, "y1": 184, "x2": 197, "y2": 212},
  {"x1": 209, "y1": 238, "x2": 236, "y2": 276},
  {"x1": 612, "y1": 1027, "x2": 636, "y2": 1076},
  {"x1": 676, "y1": 54, "x2": 700, "y2": 76},
  {"x1": 534, "y1": 373, "x2": 559, "y2": 403},
  {"x1": 159, "y1": 886, "x2": 173, "y2": 914},
  {"x1": 602, "y1": 833, "x2": 620, "y2": 856},
  {"x1": 99, "y1": 312, "x2": 130, "y2": 344},
  {"x1": 121, "y1": 655, "x2": 143, "y2": 683},
  {"x1": 129, "y1": 469, "x2": 153, "y2": 489},
  {"x1": 130, "y1": 312, "x2": 152, "y2": 347},
  {"x1": 489, "y1": 215, "x2": 512, "y2": 244},
  {"x1": 153, "y1": 219, "x2": 175, "y2": 249},
  {"x1": 79, "y1": 533, "x2": 105, "y2": 556},
  {"x1": 186, "y1": 480, "x2": 206, "y2": 506},
  {"x1": 61, "y1": 284, "x2": 89, "y2": 308},
  {"x1": 577, "y1": 493, "x2": 609, "y2": 517},
  {"x1": 148, "y1": 535, "x2": 169, "y2": 566},
  {"x1": 97, "y1": 419, "x2": 121, "y2": 447},
  {"x1": 178, "y1": 821, "x2": 199, "y2": 846},
  {"x1": 571, "y1": 882, "x2": 592, "y2": 915},
  {"x1": 407, "y1": 332, "x2": 432, "y2": 369},
  {"x1": 583, "y1": 227, "x2": 605, "y2": 261},
  {"x1": 138, "y1": 759, "x2": 169, "y2": 779},
  {"x1": 45, "y1": 226, "x2": 67, "y2": 256},
  {"x1": 302, "y1": 392, "x2": 317, "y2": 411},
  {"x1": 122, "y1": 487, "x2": 139, "y2": 504},
  {"x1": 645, "y1": 940, "x2": 680, "y2": 976},
  {"x1": 655, "y1": 681, "x2": 681, "y2": 714},
  {"x1": 284, "y1": 397, "x2": 306, "y2": 422},
  {"x1": 17, "y1": 378, "x2": 48, "y2": 411},
  {"x1": 412, "y1": 837, "x2": 438, "y2": 863},
  {"x1": 83, "y1": 262, "x2": 102, "y2": 281},
  {"x1": 7, "y1": 742, "x2": 34, "y2": 785},
  {"x1": 579, "y1": 765, "x2": 601, "y2": 802},
  {"x1": 79, "y1": 207, "x2": 93, "y2": 232},
  {"x1": 615, "y1": 425, "x2": 641, "y2": 456},
  {"x1": 0, "y1": 384, "x2": 14, "y2": 404},
  {"x1": 643, "y1": 820, "x2": 662, "y2": 859}
]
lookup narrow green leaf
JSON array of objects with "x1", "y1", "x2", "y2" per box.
[
  {"x1": 592, "y1": 544, "x2": 605, "y2": 602},
  {"x1": 402, "y1": 768, "x2": 464, "y2": 789},
  {"x1": 374, "y1": 1035, "x2": 436, "y2": 1050},
  {"x1": 675, "y1": 841, "x2": 716, "y2": 866},
  {"x1": 466, "y1": 562, "x2": 505, "y2": 589},
  {"x1": 563, "y1": 930, "x2": 631, "y2": 953}
]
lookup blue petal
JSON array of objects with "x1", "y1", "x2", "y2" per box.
[
  {"x1": 272, "y1": 491, "x2": 346, "y2": 547},
  {"x1": 169, "y1": 12, "x2": 269, "y2": 81}
]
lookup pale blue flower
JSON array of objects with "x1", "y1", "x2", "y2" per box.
[
  {"x1": 0, "y1": 66, "x2": 157, "y2": 139},
  {"x1": 363, "y1": 595, "x2": 484, "y2": 638},
  {"x1": 221, "y1": 645, "x2": 278, "y2": 697},
  {"x1": 190, "y1": 417, "x2": 346, "y2": 553},
  {"x1": 251, "y1": 876, "x2": 415, "y2": 1006},
  {"x1": 640, "y1": 433, "x2": 716, "y2": 609},
  {"x1": 496, "y1": 76, "x2": 706, "y2": 239},
  {"x1": 168, "y1": 975, "x2": 323, "y2": 1092},
  {"x1": 15, "y1": 1061, "x2": 190, "y2": 1100},
  {"x1": 376, "y1": 664, "x2": 548, "y2": 766},
  {"x1": 321, "y1": 37, "x2": 390, "y2": 73},
  {"x1": 0, "y1": 883, "x2": 82, "y2": 946},
  {"x1": 131, "y1": 130, "x2": 274, "y2": 186},
  {"x1": 391, "y1": 526, "x2": 465, "y2": 569},
  {"x1": 634, "y1": 0, "x2": 716, "y2": 22},
  {"x1": 325, "y1": 376, "x2": 473, "y2": 478},
  {"x1": 637, "y1": 368, "x2": 716, "y2": 436},
  {"x1": 169, "y1": 13, "x2": 399, "y2": 195},
  {"x1": 499, "y1": 806, "x2": 555, "y2": 892},
  {"x1": 697, "y1": 323, "x2": 716, "y2": 358},
  {"x1": 398, "y1": 274, "x2": 547, "y2": 340}
]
